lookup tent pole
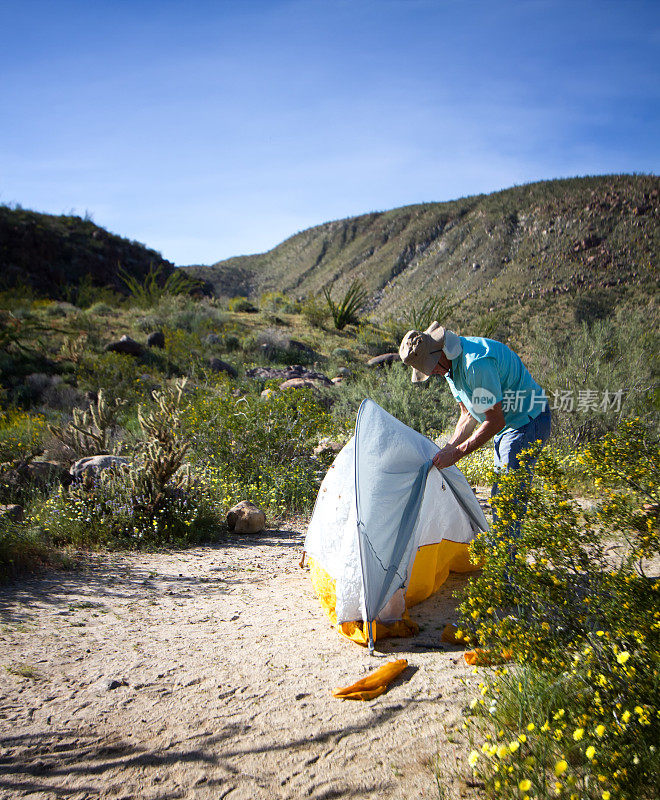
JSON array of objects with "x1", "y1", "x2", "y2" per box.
[{"x1": 367, "y1": 621, "x2": 375, "y2": 655}]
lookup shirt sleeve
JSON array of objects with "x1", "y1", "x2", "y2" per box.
[
  {"x1": 444, "y1": 375, "x2": 461, "y2": 403},
  {"x1": 466, "y1": 359, "x2": 503, "y2": 411}
]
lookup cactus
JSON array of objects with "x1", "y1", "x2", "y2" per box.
[
  {"x1": 49, "y1": 390, "x2": 123, "y2": 457},
  {"x1": 131, "y1": 379, "x2": 191, "y2": 513}
]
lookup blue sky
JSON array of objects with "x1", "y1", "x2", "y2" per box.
[{"x1": 1, "y1": 0, "x2": 658, "y2": 265}]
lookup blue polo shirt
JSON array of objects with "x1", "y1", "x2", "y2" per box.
[{"x1": 444, "y1": 337, "x2": 547, "y2": 430}]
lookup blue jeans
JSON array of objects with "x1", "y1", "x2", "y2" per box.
[{"x1": 491, "y1": 407, "x2": 552, "y2": 544}]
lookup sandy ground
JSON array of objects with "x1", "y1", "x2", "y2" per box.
[{"x1": 0, "y1": 520, "x2": 485, "y2": 800}]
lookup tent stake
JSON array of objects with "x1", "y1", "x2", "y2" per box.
[{"x1": 368, "y1": 621, "x2": 375, "y2": 655}]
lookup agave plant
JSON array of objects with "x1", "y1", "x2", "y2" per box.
[
  {"x1": 323, "y1": 280, "x2": 368, "y2": 330},
  {"x1": 119, "y1": 263, "x2": 201, "y2": 308}
]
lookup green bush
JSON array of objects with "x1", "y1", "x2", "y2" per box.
[
  {"x1": 300, "y1": 296, "x2": 329, "y2": 328},
  {"x1": 459, "y1": 420, "x2": 660, "y2": 800},
  {"x1": 0, "y1": 409, "x2": 48, "y2": 461},
  {"x1": 331, "y1": 361, "x2": 456, "y2": 438},
  {"x1": 228, "y1": 296, "x2": 258, "y2": 313},
  {"x1": 260, "y1": 291, "x2": 298, "y2": 314},
  {"x1": 0, "y1": 517, "x2": 58, "y2": 580},
  {"x1": 182, "y1": 383, "x2": 346, "y2": 514},
  {"x1": 522, "y1": 306, "x2": 659, "y2": 445}
]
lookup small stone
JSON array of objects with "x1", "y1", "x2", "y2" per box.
[
  {"x1": 146, "y1": 331, "x2": 165, "y2": 348},
  {"x1": 105, "y1": 335, "x2": 144, "y2": 357},
  {"x1": 366, "y1": 353, "x2": 399, "y2": 368},
  {"x1": 209, "y1": 358, "x2": 237, "y2": 378}
]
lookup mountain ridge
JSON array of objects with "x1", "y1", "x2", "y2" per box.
[{"x1": 185, "y1": 174, "x2": 659, "y2": 332}]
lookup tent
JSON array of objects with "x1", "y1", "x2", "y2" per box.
[{"x1": 304, "y1": 399, "x2": 489, "y2": 652}]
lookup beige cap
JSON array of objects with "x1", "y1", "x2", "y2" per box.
[{"x1": 399, "y1": 321, "x2": 447, "y2": 383}]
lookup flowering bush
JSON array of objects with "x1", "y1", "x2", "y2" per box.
[
  {"x1": 182, "y1": 383, "x2": 346, "y2": 515},
  {"x1": 459, "y1": 420, "x2": 659, "y2": 799}
]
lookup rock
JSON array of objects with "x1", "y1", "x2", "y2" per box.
[
  {"x1": 335, "y1": 367, "x2": 351, "y2": 377},
  {"x1": 260, "y1": 388, "x2": 276, "y2": 399},
  {"x1": 105, "y1": 335, "x2": 143, "y2": 357},
  {"x1": 70, "y1": 455, "x2": 130, "y2": 484},
  {"x1": 366, "y1": 353, "x2": 399, "y2": 368},
  {"x1": 146, "y1": 331, "x2": 165, "y2": 348},
  {"x1": 312, "y1": 438, "x2": 343, "y2": 458},
  {"x1": 25, "y1": 461, "x2": 70, "y2": 486},
  {"x1": 246, "y1": 365, "x2": 332, "y2": 385},
  {"x1": 279, "y1": 378, "x2": 323, "y2": 391},
  {"x1": 331, "y1": 376, "x2": 344, "y2": 385},
  {"x1": 0, "y1": 504, "x2": 24, "y2": 522},
  {"x1": 226, "y1": 501, "x2": 266, "y2": 534},
  {"x1": 209, "y1": 358, "x2": 237, "y2": 378},
  {"x1": 288, "y1": 340, "x2": 317, "y2": 358},
  {"x1": 205, "y1": 333, "x2": 222, "y2": 345}
]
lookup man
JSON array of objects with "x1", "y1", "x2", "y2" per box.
[{"x1": 399, "y1": 322, "x2": 551, "y2": 534}]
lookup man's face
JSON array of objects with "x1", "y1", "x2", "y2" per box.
[{"x1": 431, "y1": 353, "x2": 451, "y2": 376}]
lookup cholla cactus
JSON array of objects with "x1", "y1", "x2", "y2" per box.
[
  {"x1": 49, "y1": 389, "x2": 123, "y2": 457},
  {"x1": 131, "y1": 379, "x2": 191, "y2": 513}
]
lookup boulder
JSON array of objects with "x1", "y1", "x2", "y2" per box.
[
  {"x1": 71, "y1": 455, "x2": 130, "y2": 484},
  {"x1": 226, "y1": 501, "x2": 266, "y2": 534},
  {"x1": 260, "y1": 388, "x2": 276, "y2": 400},
  {"x1": 247, "y1": 365, "x2": 332, "y2": 385},
  {"x1": 366, "y1": 353, "x2": 399, "y2": 368},
  {"x1": 331, "y1": 376, "x2": 344, "y2": 385},
  {"x1": 146, "y1": 331, "x2": 165, "y2": 348},
  {"x1": 25, "y1": 461, "x2": 70, "y2": 486},
  {"x1": 279, "y1": 378, "x2": 323, "y2": 391},
  {"x1": 209, "y1": 358, "x2": 237, "y2": 378},
  {"x1": 105, "y1": 336, "x2": 144, "y2": 357},
  {"x1": 335, "y1": 367, "x2": 351, "y2": 377},
  {"x1": 0, "y1": 504, "x2": 24, "y2": 522}
]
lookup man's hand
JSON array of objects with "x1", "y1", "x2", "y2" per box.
[{"x1": 432, "y1": 444, "x2": 460, "y2": 470}]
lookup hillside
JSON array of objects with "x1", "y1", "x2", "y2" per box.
[
  {"x1": 188, "y1": 174, "x2": 659, "y2": 333},
  {"x1": 0, "y1": 206, "x2": 176, "y2": 300}
]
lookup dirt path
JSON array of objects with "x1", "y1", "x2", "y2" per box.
[{"x1": 0, "y1": 525, "x2": 480, "y2": 800}]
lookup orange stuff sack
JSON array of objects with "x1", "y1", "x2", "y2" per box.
[{"x1": 332, "y1": 659, "x2": 408, "y2": 701}]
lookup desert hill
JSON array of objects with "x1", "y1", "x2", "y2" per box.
[
  {"x1": 187, "y1": 174, "x2": 659, "y2": 331},
  {"x1": 0, "y1": 205, "x2": 176, "y2": 301}
]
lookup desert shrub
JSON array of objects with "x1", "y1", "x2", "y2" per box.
[
  {"x1": 0, "y1": 409, "x2": 47, "y2": 461},
  {"x1": 355, "y1": 322, "x2": 397, "y2": 355},
  {"x1": 0, "y1": 516, "x2": 58, "y2": 580},
  {"x1": 181, "y1": 383, "x2": 346, "y2": 514},
  {"x1": 34, "y1": 380, "x2": 223, "y2": 547},
  {"x1": 300, "y1": 296, "x2": 329, "y2": 328},
  {"x1": 523, "y1": 306, "x2": 658, "y2": 445},
  {"x1": 459, "y1": 420, "x2": 659, "y2": 800},
  {"x1": 331, "y1": 361, "x2": 456, "y2": 438},
  {"x1": 332, "y1": 347, "x2": 351, "y2": 360},
  {"x1": 260, "y1": 291, "x2": 298, "y2": 314},
  {"x1": 86, "y1": 301, "x2": 116, "y2": 316},
  {"x1": 227, "y1": 296, "x2": 258, "y2": 313},
  {"x1": 224, "y1": 333, "x2": 240, "y2": 351},
  {"x1": 457, "y1": 442, "x2": 495, "y2": 486},
  {"x1": 323, "y1": 280, "x2": 368, "y2": 330},
  {"x1": 133, "y1": 295, "x2": 226, "y2": 334},
  {"x1": 76, "y1": 351, "x2": 152, "y2": 406}
]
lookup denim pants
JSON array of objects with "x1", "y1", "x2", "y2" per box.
[{"x1": 491, "y1": 406, "x2": 552, "y2": 544}]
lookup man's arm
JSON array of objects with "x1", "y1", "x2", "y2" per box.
[
  {"x1": 432, "y1": 402, "x2": 505, "y2": 469},
  {"x1": 447, "y1": 402, "x2": 477, "y2": 446}
]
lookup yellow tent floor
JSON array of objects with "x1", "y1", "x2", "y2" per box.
[{"x1": 309, "y1": 539, "x2": 480, "y2": 646}]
